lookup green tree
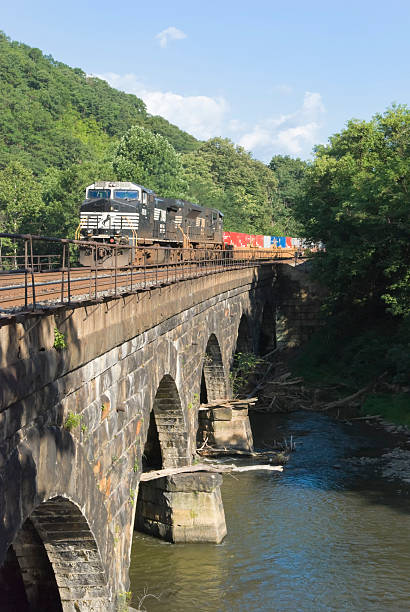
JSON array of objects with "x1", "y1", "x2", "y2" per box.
[
  {"x1": 0, "y1": 161, "x2": 47, "y2": 261},
  {"x1": 296, "y1": 105, "x2": 410, "y2": 318},
  {"x1": 182, "y1": 138, "x2": 277, "y2": 234},
  {"x1": 268, "y1": 155, "x2": 308, "y2": 235},
  {"x1": 112, "y1": 126, "x2": 187, "y2": 197},
  {"x1": 0, "y1": 161, "x2": 45, "y2": 235}
]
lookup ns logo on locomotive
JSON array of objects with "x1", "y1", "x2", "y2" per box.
[{"x1": 77, "y1": 181, "x2": 303, "y2": 268}]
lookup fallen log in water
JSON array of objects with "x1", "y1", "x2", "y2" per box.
[{"x1": 140, "y1": 463, "x2": 283, "y2": 481}]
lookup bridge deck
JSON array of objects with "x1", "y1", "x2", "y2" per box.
[{"x1": 0, "y1": 233, "x2": 301, "y2": 313}]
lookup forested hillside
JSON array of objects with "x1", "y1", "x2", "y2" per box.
[{"x1": 0, "y1": 31, "x2": 198, "y2": 175}]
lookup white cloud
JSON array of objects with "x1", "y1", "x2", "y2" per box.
[
  {"x1": 239, "y1": 92, "x2": 325, "y2": 158},
  {"x1": 275, "y1": 123, "x2": 320, "y2": 155},
  {"x1": 155, "y1": 26, "x2": 187, "y2": 48},
  {"x1": 96, "y1": 72, "x2": 324, "y2": 159},
  {"x1": 97, "y1": 72, "x2": 228, "y2": 140}
]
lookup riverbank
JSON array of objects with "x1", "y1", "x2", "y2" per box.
[{"x1": 241, "y1": 349, "x2": 410, "y2": 486}]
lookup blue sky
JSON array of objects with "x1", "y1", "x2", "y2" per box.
[{"x1": 2, "y1": 0, "x2": 410, "y2": 161}]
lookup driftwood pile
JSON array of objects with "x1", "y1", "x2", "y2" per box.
[
  {"x1": 253, "y1": 371, "x2": 312, "y2": 413},
  {"x1": 248, "y1": 356, "x2": 388, "y2": 415}
]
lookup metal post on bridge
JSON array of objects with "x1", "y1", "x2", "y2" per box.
[
  {"x1": 156, "y1": 247, "x2": 158, "y2": 287},
  {"x1": 67, "y1": 243, "x2": 71, "y2": 304},
  {"x1": 24, "y1": 238, "x2": 28, "y2": 310},
  {"x1": 61, "y1": 243, "x2": 66, "y2": 303},
  {"x1": 94, "y1": 245, "x2": 98, "y2": 300},
  {"x1": 29, "y1": 236, "x2": 36, "y2": 310},
  {"x1": 143, "y1": 250, "x2": 146, "y2": 290},
  {"x1": 114, "y1": 246, "x2": 118, "y2": 297}
]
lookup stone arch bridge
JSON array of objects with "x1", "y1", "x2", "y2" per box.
[{"x1": 0, "y1": 263, "x2": 318, "y2": 610}]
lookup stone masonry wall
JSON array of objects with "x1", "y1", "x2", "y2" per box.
[{"x1": 275, "y1": 262, "x2": 326, "y2": 348}]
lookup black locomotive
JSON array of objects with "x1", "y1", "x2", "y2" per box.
[{"x1": 78, "y1": 181, "x2": 224, "y2": 267}]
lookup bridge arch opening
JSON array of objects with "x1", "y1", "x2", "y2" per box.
[
  {"x1": 142, "y1": 410, "x2": 162, "y2": 471},
  {"x1": 196, "y1": 334, "x2": 227, "y2": 448},
  {"x1": 0, "y1": 497, "x2": 109, "y2": 611},
  {"x1": 201, "y1": 334, "x2": 227, "y2": 403},
  {"x1": 235, "y1": 314, "x2": 252, "y2": 355},
  {"x1": 259, "y1": 302, "x2": 276, "y2": 355},
  {"x1": 148, "y1": 374, "x2": 188, "y2": 469}
]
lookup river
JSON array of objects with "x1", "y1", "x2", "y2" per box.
[{"x1": 129, "y1": 411, "x2": 410, "y2": 611}]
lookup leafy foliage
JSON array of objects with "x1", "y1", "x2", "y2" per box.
[
  {"x1": 112, "y1": 126, "x2": 187, "y2": 197},
  {"x1": 182, "y1": 138, "x2": 278, "y2": 234},
  {"x1": 0, "y1": 162, "x2": 45, "y2": 235},
  {"x1": 230, "y1": 351, "x2": 264, "y2": 396},
  {"x1": 293, "y1": 316, "x2": 410, "y2": 390},
  {"x1": 268, "y1": 155, "x2": 308, "y2": 235},
  {"x1": 53, "y1": 327, "x2": 67, "y2": 350},
  {"x1": 295, "y1": 105, "x2": 410, "y2": 318},
  {"x1": 64, "y1": 412, "x2": 82, "y2": 431}
]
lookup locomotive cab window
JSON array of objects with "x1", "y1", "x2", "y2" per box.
[
  {"x1": 142, "y1": 192, "x2": 148, "y2": 204},
  {"x1": 114, "y1": 190, "x2": 140, "y2": 200},
  {"x1": 87, "y1": 189, "x2": 111, "y2": 199}
]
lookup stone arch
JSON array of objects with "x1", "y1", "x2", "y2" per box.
[
  {"x1": 259, "y1": 302, "x2": 276, "y2": 355},
  {"x1": 235, "y1": 313, "x2": 252, "y2": 354},
  {"x1": 150, "y1": 375, "x2": 188, "y2": 469},
  {"x1": 201, "y1": 334, "x2": 227, "y2": 403},
  {"x1": 0, "y1": 497, "x2": 111, "y2": 611}
]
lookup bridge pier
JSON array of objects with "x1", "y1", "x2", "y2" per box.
[
  {"x1": 135, "y1": 472, "x2": 227, "y2": 543},
  {"x1": 197, "y1": 404, "x2": 254, "y2": 452}
]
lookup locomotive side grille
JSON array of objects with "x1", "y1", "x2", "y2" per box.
[
  {"x1": 175, "y1": 215, "x2": 183, "y2": 226},
  {"x1": 80, "y1": 212, "x2": 140, "y2": 230}
]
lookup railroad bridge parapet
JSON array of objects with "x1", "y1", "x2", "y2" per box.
[{"x1": 0, "y1": 264, "x2": 288, "y2": 611}]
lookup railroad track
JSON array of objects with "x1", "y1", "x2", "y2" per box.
[
  {"x1": 0, "y1": 260, "x2": 290, "y2": 311},
  {"x1": 0, "y1": 265, "x2": 195, "y2": 309},
  {"x1": 0, "y1": 250, "x2": 303, "y2": 313}
]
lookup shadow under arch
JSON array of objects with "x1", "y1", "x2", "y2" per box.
[
  {"x1": 0, "y1": 496, "x2": 110, "y2": 611},
  {"x1": 144, "y1": 375, "x2": 188, "y2": 470},
  {"x1": 235, "y1": 313, "x2": 252, "y2": 355},
  {"x1": 259, "y1": 301, "x2": 276, "y2": 355},
  {"x1": 201, "y1": 334, "x2": 227, "y2": 404}
]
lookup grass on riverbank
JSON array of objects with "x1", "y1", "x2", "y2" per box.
[{"x1": 361, "y1": 393, "x2": 410, "y2": 426}]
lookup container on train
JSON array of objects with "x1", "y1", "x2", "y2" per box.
[{"x1": 223, "y1": 231, "x2": 252, "y2": 248}]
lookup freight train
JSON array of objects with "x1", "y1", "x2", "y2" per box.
[{"x1": 77, "y1": 181, "x2": 301, "y2": 267}]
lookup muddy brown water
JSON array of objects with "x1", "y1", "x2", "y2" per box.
[{"x1": 129, "y1": 411, "x2": 410, "y2": 611}]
